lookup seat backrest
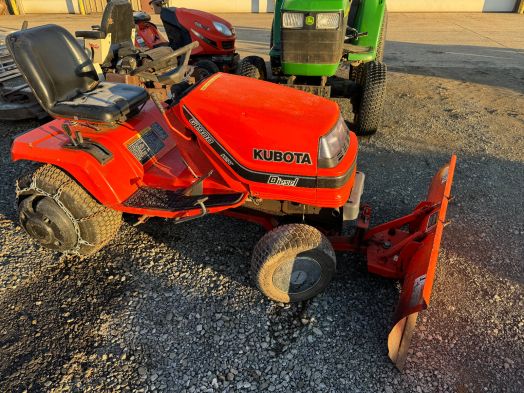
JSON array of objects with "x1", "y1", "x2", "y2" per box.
[
  {"x1": 101, "y1": 0, "x2": 135, "y2": 46},
  {"x1": 6, "y1": 24, "x2": 99, "y2": 110}
]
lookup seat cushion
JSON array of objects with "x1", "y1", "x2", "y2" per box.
[{"x1": 51, "y1": 82, "x2": 149, "y2": 123}]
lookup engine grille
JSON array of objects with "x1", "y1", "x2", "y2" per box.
[
  {"x1": 281, "y1": 12, "x2": 347, "y2": 65},
  {"x1": 222, "y1": 40, "x2": 235, "y2": 50}
]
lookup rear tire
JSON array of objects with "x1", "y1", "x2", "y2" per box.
[
  {"x1": 353, "y1": 61, "x2": 387, "y2": 136},
  {"x1": 251, "y1": 224, "x2": 336, "y2": 303},
  {"x1": 16, "y1": 165, "x2": 122, "y2": 256},
  {"x1": 193, "y1": 59, "x2": 220, "y2": 82},
  {"x1": 238, "y1": 56, "x2": 267, "y2": 80}
]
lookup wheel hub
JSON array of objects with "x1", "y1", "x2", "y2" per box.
[
  {"x1": 24, "y1": 216, "x2": 55, "y2": 244},
  {"x1": 19, "y1": 195, "x2": 78, "y2": 251},
  {"x1": 273, "y1": 256, "x2": 322, "y2": 295}
]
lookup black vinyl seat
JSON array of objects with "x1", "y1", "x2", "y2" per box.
[
  {"x1": 77, "y1": 0, "x2": 142, "y2": 67},
  {"x1": 76, "y1": 0, "x2": 134, "y2": 44},
  {"x1": 7, "y1": 24, "x2": 149, "y2": 123}
]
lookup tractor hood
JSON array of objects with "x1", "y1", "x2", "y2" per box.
[
  {"x1": 282, "y1": 0, "x2": 349, "y2": 12},
  {"x1": 180, "y1": 73, "x2": 341, "y2": 177}
]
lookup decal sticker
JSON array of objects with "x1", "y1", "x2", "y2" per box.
[
  {"x1": 221, "y1": 154, "x2": 234, "y2": 166},
  {"x1": 409, "y1": 274, "x2": 426, "y2": 308},
  {"x1": 200, "y1": 73, "x2": 222, "y2": 91},
  {"x1": 126, "y1": 122, "x2": 168, "y2": 164},
  {"x1": 305, "y1": 16, "x2": 315, "y2": 26},
  {"x1": 187, "y1": 116, "x2": 215, "y2": 144},
  {"x1": 268, "y1": 176, "x2": 299, "y2": 187},
  {"x1": 182, "y1": 106, "x2": 353, "y2": 189},
  {"x1": 253, "y1": 149, "x2": 312, "y2": 165}
]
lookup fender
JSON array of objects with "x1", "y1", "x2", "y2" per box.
[
  {"x1": 11, "y1": 120, "x2": 145, "y2": 207},
  {"x1": 347, "y1": 0, "x2": 387, "y2": 62}
]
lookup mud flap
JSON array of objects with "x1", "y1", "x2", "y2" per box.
[{"x1": 387, "y1": 155, "x2": 456, "y2": 369}]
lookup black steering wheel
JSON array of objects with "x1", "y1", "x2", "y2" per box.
[
  {"x1": 148, "y1": 0, "x2": 167, "y2": 6},
  {"x1": 131, "y1": 41, "x2": 199, "y2": 85}
]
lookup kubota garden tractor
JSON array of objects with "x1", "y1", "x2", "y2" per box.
[
  {"x1": 7, "y1": 24, "x2": 455, "y2": 369},
  {"x1": 239, "y1": 0, "x2": 388, "y2": 136},
  {"x1": 134, "y1": 0, "x2": 240, "y2": 77}
]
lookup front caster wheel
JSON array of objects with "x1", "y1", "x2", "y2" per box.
[
  {"x1": 251, "y1": 224, "x2": 336, "y2": 303},
  {"x1": 17, "y1": 165, "x2": 122, "y2": 256}
]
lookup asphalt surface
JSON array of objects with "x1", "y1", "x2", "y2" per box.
[{"x1": 0, "y1": 12, "x2": 523, "y2": 393}]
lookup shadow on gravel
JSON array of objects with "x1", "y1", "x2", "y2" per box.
[{"x1": 0, "y1": 251, "x2": 138, "y2": 391}]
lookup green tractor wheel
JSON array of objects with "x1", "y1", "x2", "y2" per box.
[{"x1": 353, "y1": 61, "x2": 387, "y2": 136}]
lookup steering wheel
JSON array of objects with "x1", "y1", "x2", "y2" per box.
[
  {"x1": 131, "y1": 41, "x2": 199, "y2": 85},
  {"x1": 148, "y1": 0, "x2": 167, "y2": 6}
]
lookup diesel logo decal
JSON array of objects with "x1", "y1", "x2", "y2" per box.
[
  {"x1": 268, "y1": 176, "x2": 299, "y2": 187},
  {"x1": 254, "y1": 149, "x2": 312, "y2": 165},
  {"x1": 188, "y1": 117, "x2": 215, "y2": 144},
  {"x1": 221, "y1": 153, "x2": 234, "y2": 166}
]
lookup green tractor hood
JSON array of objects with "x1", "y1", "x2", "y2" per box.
[
  {"x1": 282, "y1": 0, "x2": 350, "y2": 12},
  {"x1": 271, "y1": 0, "x2": 386, "y2": 77}
]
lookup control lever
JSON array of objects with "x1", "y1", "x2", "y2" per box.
[
  {"x1": 346, "y1": 27, "x2": 368, "y2": 41},
  {"x1": 62, "y1": 123, "x2": 78, "y2": 146},
  {"x1": 183, "y1": 170, "x2": 214, "y2": 196},
  {"x1": 151, "y1": 94, "x2": 192, "y2": 141}
]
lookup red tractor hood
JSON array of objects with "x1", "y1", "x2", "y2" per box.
[{"x1": 180, "y1": 73, "x2": 341, "y2": 176}]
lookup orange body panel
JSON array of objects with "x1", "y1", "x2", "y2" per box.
[{"x1": 12, "y1": 74, "x2": 358, "y2": 217}]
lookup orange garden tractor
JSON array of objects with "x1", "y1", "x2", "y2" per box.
[{"x1": 7, "y1": 24, "x2": 455, "y2": 369}]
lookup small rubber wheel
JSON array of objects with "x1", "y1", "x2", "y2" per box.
[
  {"x1": 238, "y1": 56, "x2": 267, "y2": 80},
  {"x1": 193, "y1": 59, "x2": 220, "y2": 81},
  {"x1": 251, "y1": 224, "x2": 336, "y2": 303},
  {"x1": 17, "y1": 165, "x2": 122, "y2": 256},
  {"x1": 353, "y1": 61, "x2": 387, "y2": 136}
]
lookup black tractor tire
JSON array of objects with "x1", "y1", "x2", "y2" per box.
[
  {"x1": 349, "y1": 63, "x2": 363, "y2": 82},
  {"x1": 193, "y1": 59, "x2": 220, "y2": 82},
  {"x1": 354, "y1": 61, "x2": 387, "y2": 136},
  {"x1": 238, "y1": 56, "x2": 267, "y2": 80},
  {"x1": 251, "y1": 224, "x2": 336, "y2": 303},
  {"x1": 16, "y1": 165, "x2": 122, "y2": 256}
]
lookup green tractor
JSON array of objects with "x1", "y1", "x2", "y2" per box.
[{"x1": 239, "y1": 0, "x2": 387, "y2": 136}]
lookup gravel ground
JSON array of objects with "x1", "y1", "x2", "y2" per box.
[{"x1": 1, "y1": 33, "x2": 523, "y2": 393}]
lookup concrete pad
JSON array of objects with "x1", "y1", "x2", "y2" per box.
[{"x1": 0, "y1": 12, "x2": 522, "y2": 70}]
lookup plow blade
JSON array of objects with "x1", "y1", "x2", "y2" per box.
[{"x1": 387, "y1": 155, "x2": 456, "y2": 369}]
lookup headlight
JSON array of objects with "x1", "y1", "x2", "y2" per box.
[
  {"x1": 318, "y1": 116, "x2": 350, "y2": 168},
  {"x1": 213, "y1": 21, "x2": 233, "y2": 37},
  {"x1": 282, "y1": 12, "x2": 304, "y2": 29},
  {"x1": 316, "y1": 13, "x2": 340, "y2": 29}
]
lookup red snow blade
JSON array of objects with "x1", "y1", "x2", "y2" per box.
[{"x1": 386, "y1": 155, "x2": 456, "y2": 369}]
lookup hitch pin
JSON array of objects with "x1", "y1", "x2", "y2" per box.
[{"x1": 133, "y1": 215, "x2": 150, "y2": 227}]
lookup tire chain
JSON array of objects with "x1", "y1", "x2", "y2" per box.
[{"x1": 15, "y1": 174, "x2": 99, "y2": 256}]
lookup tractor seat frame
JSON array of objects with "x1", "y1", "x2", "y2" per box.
[{"x1": 7, "y1": 24, "x2": 149, "y2": 124}]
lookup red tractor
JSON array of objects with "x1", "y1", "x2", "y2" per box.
[
  {"x1": 134, "y1": 0, "x2": 240, "y2": 75},
  {"x1": 7, "y1": 24, "x2": 455, "y2": 369}
]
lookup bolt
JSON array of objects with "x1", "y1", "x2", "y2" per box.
[{"x1": 383, "y1": 241, "x2": 392, "y2": 249}]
